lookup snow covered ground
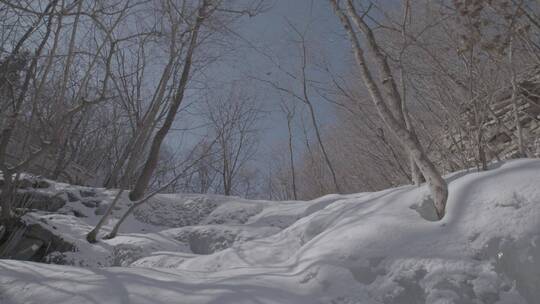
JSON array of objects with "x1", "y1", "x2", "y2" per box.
[{"x1": 1, "y1": 159, "x2": 540, "y2": 303}]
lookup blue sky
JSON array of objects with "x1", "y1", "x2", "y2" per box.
[
  {"x1": 170, "y1": 0, "x2": 356, "y2": 166},
  {"x1": 216, "y1": 0, "x2": 352, "y2": 149}
]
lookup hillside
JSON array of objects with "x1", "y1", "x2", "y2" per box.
[{"x1": 1, "y1": 159, "x2": 540, "y2": 304}]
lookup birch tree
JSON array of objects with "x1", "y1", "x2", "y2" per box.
[{"x1": 330, "y1": 0, "x2": 448, "y2": 219}]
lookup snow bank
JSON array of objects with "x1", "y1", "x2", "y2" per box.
[{"x1": 1, "y1": 159, "x2": 540, "y2": 303}]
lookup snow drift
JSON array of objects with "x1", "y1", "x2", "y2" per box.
[{"x1": 1, "y1": 159, "x2": 540, "y2": 303}]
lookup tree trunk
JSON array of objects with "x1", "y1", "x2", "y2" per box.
[
  {"x1": 306, "y1": 102, "x2": 340, "y2": 193},
  {"x1": 296, "y1": 35, "x2": 340, "y2": 193},
  {"x1": 287, "y1": 114, "x2": 298, "y2": 200},
  {"x1": 331, "y1": 0, "x2": 448, "y2": 218},
  {"x1": 104, "y1": 136, "x2": 135, "y2": 188},
  {"x1": 106, "y1": 194, "x2": 145, "y2": 239},
  {"x1": 0, "y1": 173, "x2": 14, "y2": 222},
  {"x1": 512, "y1": 90, "x2": 525, "y2": 157},
  {"x1": 86, "y1": 189, "x2": 124, "y2": 243},
  {"x1": 129, "y1": 1, "x2": 210, "y2": 201},
  {"x1": 509, "y1": 40, "x2": 525, "y2": 157},
  {"x1": 400, "y1": 68, "x2": 424, "y2": 185}
]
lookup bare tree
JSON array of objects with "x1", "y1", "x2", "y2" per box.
[
  {"x1": 280, "y1": 98, "x2": 298, "y2": 200},
  {"x1": 255, "y1": 23, "x2": 342, "y2": 194},
  {"x1": 105, "y1": 137, "x2": 219, "y2": 240},
  {"x1": 0, "y1": 0, "x2": 123, "y2": 223},
  {"x1": 129, "y1": 0, "x2": 213, "y2": 201},
  {"x1": 330, "y1": 0, "x2": 448, "y2": 219},
  {"x1": 204, "y1": 85, "x2": 262, "y2": 196}
]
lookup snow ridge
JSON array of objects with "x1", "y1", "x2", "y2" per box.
[{"x1": 1, "y1": 159, "x2": 540, "y2": 303}]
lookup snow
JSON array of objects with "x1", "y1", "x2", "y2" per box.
[{"x1": 1, "y1": 159, "x2": 540, "y2": 303}]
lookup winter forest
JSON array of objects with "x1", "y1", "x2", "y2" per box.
[{"x1": 1, "y1": 0, "x2": 540, "y2": 303}]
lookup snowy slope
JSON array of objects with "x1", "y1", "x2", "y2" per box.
[{"x1": 1, "y1": 159, "x2": 540, "y2": 303}]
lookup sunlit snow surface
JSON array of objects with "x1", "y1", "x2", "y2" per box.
[{"x1": 1, "y1": 159, "x2": 540, "y2": 303}]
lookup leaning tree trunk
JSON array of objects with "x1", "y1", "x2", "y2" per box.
[
  {"x1": 118, "y1": 62, "x2": 176, "y2": 188},
  {"x1": 129, "y1": 1, "x2": 210, "y2": 201},
  {"x1": 86, "y1": 189, "x2": 124, "y2": 243},
  {"x1": 399, "y1": 68, "x2": 424, "y2": 186},
  {"x1": 399, "y1": 0, "x2": 424, "y2": 186},
  {"x1": 105, "y1": 194, "x2": 149, "y2": 240},
  {"x1": 331, "y1": 0, "x2": 448, "y2": 218}
]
